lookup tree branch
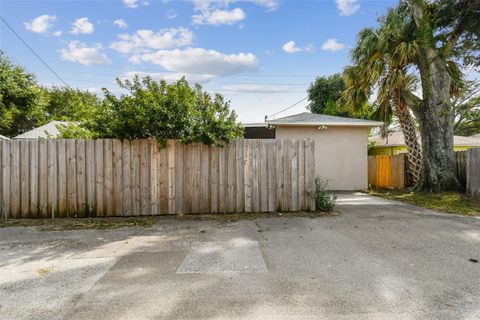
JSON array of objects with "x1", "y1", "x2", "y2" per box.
[
  {"x1": 402, "y1": 90, "x2": 422, "y2": 111},
  {"x1": 443, "y1": 0, "x2": 474, "y2": 55}
]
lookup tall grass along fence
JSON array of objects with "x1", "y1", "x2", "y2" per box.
[
  {"x1": 368, "y1": 154, "x2": 406, "y2": 189},
  {"x1": 0, "y1": 139, "x2": 315, "y2": 219}
]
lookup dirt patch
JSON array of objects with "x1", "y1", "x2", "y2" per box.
[
  {"x1": 0, "y1": 211, "x2": 337, "y2": 230},
  {"x1": 173, "y1": 211, "x2": 338, "y2": 222},
  {"x1": 0, "y1": 217, "x2": 158, "y2": 231}
]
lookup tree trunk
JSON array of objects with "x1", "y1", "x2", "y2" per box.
[
  {"x1": 414, "y1": 54, "x2": 459, "y2": 192},
  {"x1": 407, "y1": 0, "x2": 460, "y2": 192},
  {"x1": 394, "y1": 100, "x2": 422, "y2": 186}
]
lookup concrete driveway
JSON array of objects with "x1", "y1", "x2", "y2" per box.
[{"x1": 1, "y1": 192, "x2": 479, "y2": 320}]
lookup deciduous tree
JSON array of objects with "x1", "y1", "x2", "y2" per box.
[{"x1": 0, "y1": 51, "x2": 49, "y2": 137}]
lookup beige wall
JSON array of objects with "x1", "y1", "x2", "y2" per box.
[{"x1": 275, "y1": 125, "x2": 369, "y2": 190}]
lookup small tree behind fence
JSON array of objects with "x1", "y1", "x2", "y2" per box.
[{"x1": 0, "y1": 139, "x2": 315, "y2": 219}]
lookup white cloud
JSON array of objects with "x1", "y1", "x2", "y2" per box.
[
  {"x1": 113, "y1": 19, "x2": 128, "y2": 29},
  {"x1": 24, "y1": 15, "x2": 56, "y2": 33},
  {"x1": 166, "y1": 10, "x2": 177, "y2": 19},
  {"x1": 110, "y1": 27, "x2": 193, "y2": 53},
  {"x1": 282, "y1": 41, "x2": 313, "y2": 54},
  {"x1": 282, "y1": 41, "x2": 302, "y2": 54},
  {"x1": 336, "y1": 0, "x2": 360, "y2": 16},
  {"x1": 59, "y1": 41, "x2": 111, "y2": 66},
  {"x1": 121, "y1": 71, "x2": 215, "y2": 83},
  {"x1": 221, "y1": 84, "x2": 294, "y2": 93},
  {"x1": 123, "y1": 0, "x2": 148, "y2": 8},
  {"x1": 123, "y1": 0, "x2": 139, "y2": 8},
  {"x1": 70, "y1": 17, "x2": 94, "y2": 34},
  {"x1": 129, "y1": 47, "x2": 258, "y2": 76},
  {"x1": 250, "y1": 0, "x2": 279, "y2": 11},
  {"x1": 53, "y1": 30, "x2": 62, "y2": 37},
  {"x1": 321, "y1": 38, "x2": 345, "y2": 51},
  {"x1": 193, "y1": 8, "x2": 245, "y2": 25},
  {"x1": 191, "y1": 0, "x2": 278, "y2": 25},
  {"x1": 194, "y1": 0, "x2": 279, "y2": 11}
]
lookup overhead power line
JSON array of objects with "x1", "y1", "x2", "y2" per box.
[
  {"x1": 268, "y1": 96, "x2": 308, "y2": 119},
  {"x1": 61, "y1": 71, "x2": 310, "y2": 85},
  {"x1": 48, "y1": 62, "x2": 318, "y2": 79},
  {"x1": 0, "y1": 16, "x2": 69, "y2": 87},
  {"x1": 55, "y1": 75, "x2": 309, "y2": 87}
]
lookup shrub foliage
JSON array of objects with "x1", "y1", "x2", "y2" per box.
[
  {"x1": 314, "y1": 177, "x2": 337, "y2": 212},
  {"x1": 60, "y1": 76, "x2": 243, "y2": 147}
]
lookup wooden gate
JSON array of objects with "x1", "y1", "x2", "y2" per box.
[{"x1": 368, "y1": 154, "x2": 405, "y2": 188}]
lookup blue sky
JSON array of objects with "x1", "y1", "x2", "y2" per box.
[{"x1": 1, "y1": 0, "x2": 397, "y2": 122}]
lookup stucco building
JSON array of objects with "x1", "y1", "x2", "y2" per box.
[{"x1": 244, "y1": 112, "x2": 382, "y2": 190}]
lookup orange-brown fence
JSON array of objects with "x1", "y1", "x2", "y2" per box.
[
  {"x1": 368, "y1": 154, "x2": 406, "y2": 188},
  {"x1": 369, "y1": 149, "x2": 480, "y2": 194},
  {"x1": 0, "y1": 139, "x2": 316, "y2": 219}
]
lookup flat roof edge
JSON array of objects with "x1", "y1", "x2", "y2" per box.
[{"x1": 268, "y1": 122, "x2": 383, "y2": 127}]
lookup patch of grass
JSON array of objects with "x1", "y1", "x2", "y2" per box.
[
  {"x1": 0, "y1": 217, "x2": 158, "y2": 230},
  {"x1": 366, "y1": 188, "x2": 480, "y2": 217},
  {"x1": 36, "y1": 267, "x2": 54, "y2": 276}
]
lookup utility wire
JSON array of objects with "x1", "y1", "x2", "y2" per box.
[
  {"x1": 59, "y1": 70, "x2": 310, "y2": 85},
  {"x1": 47, "y1": 62, "x2": 318, "y2": 78},
  {"x1": 0, "y1": 16, "x2": 69, "y2": 87},
  {"x1": 56, "y1": 76, "x2": 308, "y2": 87},
  {"x1": 268, "y1": 96, "x2": 308, "y2": 119}
]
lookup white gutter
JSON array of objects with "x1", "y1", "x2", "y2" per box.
[{"x1": 267, "y1": 121, "x2": 383, "y2": 127}]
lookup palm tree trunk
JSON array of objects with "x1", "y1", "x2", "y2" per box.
[{"x1": 394, "y1": 100, "x2": 422, "y2": 186}]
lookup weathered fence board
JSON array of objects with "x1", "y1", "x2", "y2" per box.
[
  {"x1": 455, "y1": 151, "x2": 467, "y2": 187},
  {"x1": 368, "y1": 154, "x2": 406, "y2": 189},
  {"x1": 467, "y1": 148, "x2": 480, "y2": 197},
  {"x1": 0, "y1": 139, "x2": 315, "y2": 218}
]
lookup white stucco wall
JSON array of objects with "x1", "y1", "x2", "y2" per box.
[{"x1": 275, "y1": 125, "x2": 369, "y2": 190}]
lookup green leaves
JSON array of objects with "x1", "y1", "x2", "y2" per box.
[
  {"x1": 0, "y1": 51, "x2": 49, "y2": 137},
  {"x1": 46, "y1": 86, "x2": 101, "y2": 122},
  {"x1": 74, "y1": 76, "x2": 243, "y2": 147},
  {"x1": 307, "y1": 73, "x2": 350, "y2": 117}
]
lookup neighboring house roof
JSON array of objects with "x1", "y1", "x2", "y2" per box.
[
  {"x1": 370, "y1": 131, "x2": 480, "y2": 148},
  {"x1": 267, "y1": 112, "x2": 383, "y2": 127},
  {"x1": 471, "y1": 133, "x2": 480, "y2": 138},
  {"x1": 14, "y1": 121, "x2": 70, "y2": 139},
  {"x1": 0, "y1": 134, "x2": 10, "y2": 140}
]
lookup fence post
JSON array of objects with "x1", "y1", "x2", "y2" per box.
[{"x1": 466, "y1": 148, "x2": 480, "y2": 197}]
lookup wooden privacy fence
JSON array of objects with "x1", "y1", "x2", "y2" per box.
[
  {"x1": 0, "y1": 139, "x2": 315, "y2": 218},
  {"x1": 455, "y1": 151, "x2": 467, "y2": 187},
  {"x1": 466, "y1": 148, "x2": 480, "y2": 197},
  {"x1": 368, "y1": 149, "x2": 480, "y2": 194},
  {"x1": 368, "y1": 154, "x2": 405, "y2": 188}
]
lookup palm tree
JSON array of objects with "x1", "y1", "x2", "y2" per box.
[{"x1": 341, "y1": 21, "x2": 423, "y2": 185}]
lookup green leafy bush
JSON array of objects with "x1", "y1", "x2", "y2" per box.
[
  {"x1": 314, "y1": 177, "x2": 337, "y2": 212},
  {"x1": 55, "y1": 123, "x2": 96, "y2": 139},
  {"x1": 64, "y1": 76, "x2": 243, "y2": 148}
]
